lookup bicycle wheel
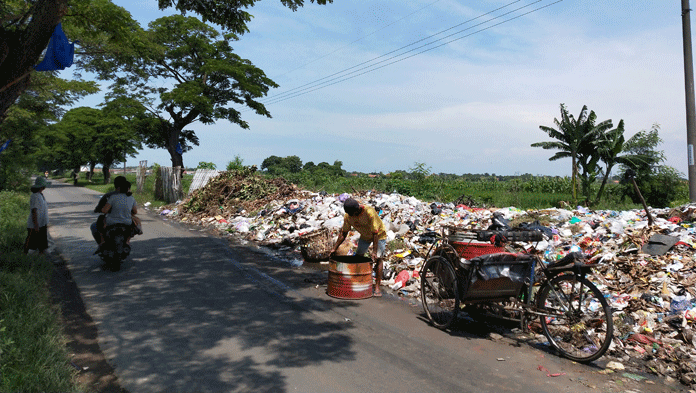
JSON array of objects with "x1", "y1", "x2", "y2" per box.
[
  {"x1": 433, "y1": 243, "x2": 459, "y2": 265},
  {"x1": 421, "y1": 256, "x2": 459, "y2": 329},
  {"x1": 537, "y1": 274, "x2": 613, "y2": 363}
]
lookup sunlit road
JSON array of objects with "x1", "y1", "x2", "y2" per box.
[{"x1": 45, "y1": 181, "x2": 672, "y2": 393}]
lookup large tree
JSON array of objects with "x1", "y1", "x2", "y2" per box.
[
  {"x1": 88, "y1": 15, "x2": 278, "y2": 169},
  {"x1": 0, "y1": 0, "x2": 332, "y2": 123}
]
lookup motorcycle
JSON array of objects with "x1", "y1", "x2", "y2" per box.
[{"x1": 98, "y1": 224, "x2": 132, "y2": 271}]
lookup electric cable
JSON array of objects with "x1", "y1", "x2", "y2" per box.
[
  {"x1": 264, "y1": 0, "x2": 527, "y2": 103},
  {"x1": 258, "y1": 0, "x2": 562, "y2": 108},
  {"x1": 272, "y1": 0, "x2": 444, "y2": 80}
]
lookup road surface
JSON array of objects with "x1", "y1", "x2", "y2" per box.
[{"x1": 45, "y1": 181, "x2": 678, "y2": 392}]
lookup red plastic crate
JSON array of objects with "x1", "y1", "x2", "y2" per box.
[{"x1": 451, "y1": 241, "x2": 504, "y2": 259}]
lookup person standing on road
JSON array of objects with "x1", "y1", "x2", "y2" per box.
[
  {"x1": 331, "y1": 198, "x2": 387, "y2": 297},
  {"x1": 24, "y1": 176, "x2": 50, "y2": 255}
]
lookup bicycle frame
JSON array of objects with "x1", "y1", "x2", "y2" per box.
[{"x1": 421, "y1": 229, "x2": 593, "y2": 325}]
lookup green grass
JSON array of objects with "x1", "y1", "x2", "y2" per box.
[{"x1": 0, "y1": 191, "x2": 79, "y2": 392}]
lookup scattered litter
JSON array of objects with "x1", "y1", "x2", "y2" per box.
[
  {"x1": 537, "y1": 365, "x2": 566, "y2": 377},
  {"x1": 153, "y1": 169, "x2": 696, "y2": 389},
  {"x1": 606, "y1": 361, "x2": 625, "y2": 371}
]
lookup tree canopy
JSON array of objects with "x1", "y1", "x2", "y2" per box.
[
  {"x1": 0, "y1": 0, "x2": 332, "y2": 123},
  {"x1": 35, "y1": 106, "x2": 141, "y2": 183}
]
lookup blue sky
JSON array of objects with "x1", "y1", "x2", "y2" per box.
[{"x1": 66, "y1": 0, "x2": 691, "y2": 176}]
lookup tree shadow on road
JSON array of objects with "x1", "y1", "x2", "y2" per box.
[{"x1": 50, "y1": 219, "x2": 362, "y2": 393}]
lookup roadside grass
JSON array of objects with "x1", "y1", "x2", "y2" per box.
[{"x1": 0, "y1": 191, "x2": 79, "y2": 392}]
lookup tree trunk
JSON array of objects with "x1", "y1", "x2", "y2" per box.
[
  {"x1": 89, "y1": 162, "x2": 96, "y2": 182},
  {"x1": 0, "y1": 0, "x2": 69, "y2": 123},
  {"x1": 571, "y1": 154, "x2": 578, "y2": 206},
  {"x1": 594, "y1": 164, "x2": 613, "y2": 206},
  {"x1": 166, "y1": 128, "x2": 184, "y2": 171},
  {"x1": 102, "y1": 164, "x2": 111, "y2": 184}
]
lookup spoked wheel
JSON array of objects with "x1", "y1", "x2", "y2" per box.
[
  {"x1": 421, "y1": 256, "x2": 459, "y2": 329},
  {"x1": 537, "y1": 274, "x2": 613, "y2": 363}
]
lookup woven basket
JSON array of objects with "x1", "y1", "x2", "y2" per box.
[{"x1": 299, "y1": 228, "x2": 333, "y2": 262}]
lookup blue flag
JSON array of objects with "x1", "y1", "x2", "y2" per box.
[
  {"x1": 176, "y1": 142, "x2": 183, "y2": 155},
  {"x1": 35, "y1": 23, "x2": 76, "y2": 71}
]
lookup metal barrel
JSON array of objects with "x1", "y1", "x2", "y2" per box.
[{"x1": 327, "y1": 255, "x2": 374, "y2": 299}]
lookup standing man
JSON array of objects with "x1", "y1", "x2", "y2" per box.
[{"x1": 331, "y1": 198, "x2": 387, "y2": 297}]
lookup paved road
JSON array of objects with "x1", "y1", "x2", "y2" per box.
[{"x1": 46, "y1": 181, "x2": 677, "y2": 393}]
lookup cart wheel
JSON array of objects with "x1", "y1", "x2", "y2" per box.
[
  {"x1": 536, "y1": 274, "x2": 613, "y2": 363},
  {"x1": 421, "y1": 256, "x2": 459, "y2": 329}
]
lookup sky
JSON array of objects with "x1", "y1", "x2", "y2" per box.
[{"x1": 65, "y1": 0, "x2": 693, "y2": 177}]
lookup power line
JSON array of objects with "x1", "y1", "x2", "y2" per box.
[
  {"x1": 263, "y1": 0, "x2": 527, "y2": 104},
  {"x1": 272, "y1": 0, "x2": 444, "y2": 80},
  {"x1": 244, "y1": 0, "x2": 563, "y2": 111},
  {"x1": 264, "y1": 0, "x2": 563, "y2": 105}
]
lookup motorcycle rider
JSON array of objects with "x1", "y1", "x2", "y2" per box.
[
  {"x1": 91, "y1": 175, "x2": 127, "y2": 252},
  {"x1": 101, "y1": 180, "x2": 138, "y2": 245}
]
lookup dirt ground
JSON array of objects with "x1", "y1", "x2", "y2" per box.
[{"x1": 48, "y1": 251, "x2": 129, "y2": 393}]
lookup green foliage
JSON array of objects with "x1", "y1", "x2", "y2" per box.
[
  {"x1": 532, "y1": 104, "x2": 611, "y2": 204},
  {"x1": 154, "y1": 0, "x2": 333, "y2": 34},
  {"x1": 35, "y1": 106, "x2": 140, "y2": 183},
  {"x1": 0, "y1": 74, "x2": 98, "y2": 191},
  {"x1": 197, "y1": 161, "x2": 217, "y2": 170},
  {"x1": 262, "y1": 155, "x2": 304, "y2": 175},
  {"x1": 85, "y1": 14, "x2": 281, "y2": 169},
  {"x1": 0, "y1": 192, "x2": 78, "y2": 392},
  {"x1": 226, "y1": 155, "x2": 244, "y2": 171},
  {"x1": 620, "y1": 166, "x2": 687, "y2": 208}
]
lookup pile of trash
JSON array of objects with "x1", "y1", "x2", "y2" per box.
[{"x1": 158, "y1": 170, "x2": 696, "y2": 387}]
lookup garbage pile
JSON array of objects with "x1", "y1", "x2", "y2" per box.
[{"x1": 158, "y1": 171, "x2": 696, "y2": 387}]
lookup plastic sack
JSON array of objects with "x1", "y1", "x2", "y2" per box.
[{"x1": 35, "y1": 23, "x2": 76, "y2": 71}]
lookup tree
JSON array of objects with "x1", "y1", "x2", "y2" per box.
[
  {"x1": 261, "y1": 155, "x2": 283, "y2": 173},
  {"x1": 0, "y1": 72, "x2": 97, "y2": 190},
  {"x1": 532, "y1": 104, "x2": 605, "y2": 204},
  {"x1": 616, "y1": 124, "x2": 684, "y2": 207},
  {"x1": 37, "y1": 106, "x2": 140, "y2": 183},
  {"x1": 226, "y1": 155, "x2": 244, "y2": 171},
  {"x1": 87, "y1": 15, "x2": 279, "y2": 169},
  {"x1": 575, "y1": 110, "x2": 613, "y2": 202},
  {"x1": 0, "y1": 0, "x2": 332, "y2": 123},
  {"x1": 197, "y1": 161, "x2": 216, "y2": 170},
  {"x1": 593, "y1": 120, "x2": 627, "y2": 205},
  {"x1": 261, "y1": 154, "x2": 302, "y2": 175}
]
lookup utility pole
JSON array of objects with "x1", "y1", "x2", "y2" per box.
[{"x1": 682, "y1": 0, "x2": 696, "y2": 201}]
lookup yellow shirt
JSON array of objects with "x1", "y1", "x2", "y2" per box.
[{"x1": 342, "y1": 205, "x2": 387, "y2": 241}]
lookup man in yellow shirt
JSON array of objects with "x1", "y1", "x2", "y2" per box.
[{"x1": 331, "y1": 198, "x2": 387, "y2": 297}]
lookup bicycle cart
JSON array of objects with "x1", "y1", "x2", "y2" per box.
[{"x1": 420, "y1": 227, "x2": 613, "y2": 363}]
